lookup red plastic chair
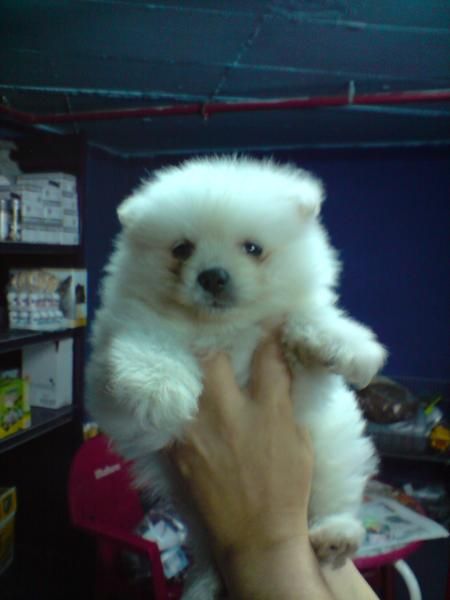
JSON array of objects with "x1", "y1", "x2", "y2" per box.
[{"x1": 68, "y1": 434, "x2": 183, "y2": 600}]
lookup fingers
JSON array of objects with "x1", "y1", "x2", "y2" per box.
[
  {"x1": 200, "y1": 352, "x2": 235, "y2": 400},
  {"x1": 249, "y1": 333, "x2": 291, "y2": 405},
  {"x1": 170, "y1": 353, "x2": 241, "y2": 470},
  {"x1": 193, "y1": 352, "x2": 244, "y2": 429}
]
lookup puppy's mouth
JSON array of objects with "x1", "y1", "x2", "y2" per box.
[{"x1": 198, "y1": 295, "x2": 236, "y2": 312}]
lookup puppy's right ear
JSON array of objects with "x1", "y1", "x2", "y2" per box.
[
  {"x1": 117, "y1": 194, "x2": 136, "y2": 228},
  {"x1": 117, "y1": 191, "x2": 149, "y2": 229}
]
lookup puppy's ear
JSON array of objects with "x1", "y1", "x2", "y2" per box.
[
  {"x1": 117, "y1": 196, "x2": 133, "y2": 228},
  {"x1": 294, "y1": 173, "x2": 325, "y2": 219},
  {"x1": 117, "y1": 191, "x2": 147, "y2": 229}
]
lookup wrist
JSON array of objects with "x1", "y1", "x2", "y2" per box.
[{"x1": 221, "y1": 534, "x2": 316, "y2": 600}]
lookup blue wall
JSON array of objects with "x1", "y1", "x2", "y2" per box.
[
  {"x1": 86, "y1": 147, "x2": 450, "y2": 390},
  {"x1": 84, "y1": 147, "x2": 136, "y2": 327}
]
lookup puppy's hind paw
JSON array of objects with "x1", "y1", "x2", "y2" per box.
[{"x1": 310, "y1": 514, "x2": 365, "y2": 568}]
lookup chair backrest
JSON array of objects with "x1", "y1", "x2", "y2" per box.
[{"x1": 69, "y1": 434, "x2": 144, "y2": 532}]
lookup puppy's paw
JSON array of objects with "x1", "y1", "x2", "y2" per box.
[
  {"x1": 282, "y1": 316, "x2": 387, "y2": 389},
  {"x1": 310, "y1": 514, "x2": 365, "y2": 568},
  {"x1": 334, "y1": 337, "x2": 387, "y2": 390},
  {"x1": 138, "y1": 368, "x2": 201, "y2": 435},
  {"x1": 109, "y1": 340, "x2": 202, "y2": 436}
]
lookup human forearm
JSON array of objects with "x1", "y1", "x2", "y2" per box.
[
  {"x1": 224, "y1": 545, "x2": 379, "y2": 600},
  {"x1": 321, "y1": 560, "x2": 380, "y2": 600},
  {"x1": 222, "y1": 537, "x2": 335, "y2": 600}
]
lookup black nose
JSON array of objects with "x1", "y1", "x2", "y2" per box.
[{"x1": 197, "y1": 268, "x2": 230, "y2": 295}]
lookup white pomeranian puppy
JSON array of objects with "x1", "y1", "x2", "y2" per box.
[{"x1": 87, "y1": 156, "x2": 386, "y2": 599}]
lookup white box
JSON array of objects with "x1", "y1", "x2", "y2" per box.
[
  {"x1": 21, "y1": 220, "x2": 45, "y2": 244},
  {"x1": 14, "y1": 183, "x2": 43, "y2": 219},
  {"x1": 22, "y1": 339, "x2": 73, "y2": 409},
  {"x1": 17, "y1": 172, "x2": 76, "y2": 194},
  {"x1": 16, "y1": 173, "x2": 79, "y2": 245},
  {"x1": 62, "y1": 189, "x2": 78, "y2": 208}
]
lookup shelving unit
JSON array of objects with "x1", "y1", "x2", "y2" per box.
[
  {"x1": 0, "y1": 133, "x2": 86, "y2": 436},
  {"x1": 0, "y1": 131, "x2": 91, "y2": 598},
  {"x1": 380, "y1": 449, "x2": 450, "y2": 467},
  {"x1": 0, "y1": 324, "x2": 85, "y2": 452},
  {"x1": 0, "y1": 405, "x2": 75, "y2": 455},
  {"x1": 0, "y1": 328, "x2": 75, "y2": 353},
  {"x1": 0, "y1": 242, "x2": 80, "y2": 255}
]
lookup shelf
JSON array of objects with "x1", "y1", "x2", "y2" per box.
[
  {"x1": 0, "y1": 405, "x2": 75, "y2": 454},
  {"x1": 380, "y1": 450, "x2": 450, "y2": 466},
  {"x1": 0, "y1": 328, "x2": 79, "y2": 354},
  {"x1": 0, "y1": 242, "x2": 81, "y2": 255}
]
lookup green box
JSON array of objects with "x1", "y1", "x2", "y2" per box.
[{"x1": 0, "y1": 378, "x2": 31, "y2": 440}]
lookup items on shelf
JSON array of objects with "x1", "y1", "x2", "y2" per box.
[
  {"x1": 0, "y1": 171, "x2": 79, "y2": 245},
  {"x1": 358, "y1": 377, "x2": 448, "y2": 456},
  {"x1": 429, "y1": 423, "x2": 450, "y2": 453},
  {"x1": 83, "y1": 420, "x2": 100, "y2": 440},
  {"x1": 23, "y1": 339, "x2": 73, "y2": 410},
  {"x1": 0, "y1": 377, "x2": 30, "y2": 440},
  {"x1": 0, "y1": 487, "x2": 17, "y2": 575},
  {"x1": 7, "y1": 268, "x2": 87, "y2": 330},
  {"x1": 0, "y1": 141, "x2": 22, "y2": 180}
]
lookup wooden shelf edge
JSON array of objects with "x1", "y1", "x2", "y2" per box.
[
  {"x1": 0, "y1": 242, "x2": 81, "y2": 255},
  {"x1": 379, "y1": 449, "x2": 450, "y2": 466},
  {"x1": 0, "y1": 328, "x2": 84, "y2": 354},
  {"x1": 0, "y1": 405, "x2": 75, "y2": 454}
]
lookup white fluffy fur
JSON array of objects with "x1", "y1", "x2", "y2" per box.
[{"x1": 87, "y1": 156, "x2": 387, "y2": 598}]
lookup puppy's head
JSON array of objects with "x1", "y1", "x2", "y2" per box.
[{"x1": 117, "y1": 157, "x2": 333, "y2": 323}]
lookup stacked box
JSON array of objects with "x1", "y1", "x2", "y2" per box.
[
  {"x1": 18, "y1": 173, "x2": 79, "y2": 244},
  {"x1": 0, "y1": 378, "x2": 31, "y2": 440},
  {"x1": 11, "y1": 182, "x2": 46, "y2": 243},
  {"x1": 5, "y1": 172, "x2": 80, "y2": 245},
  {"x1": 0, "y1": 487, "x2": 17, "y2": 575},
  {"x1": 0, "y1": 184, "x2": 10, "y2": 241},
  {"x1": 62, "y1": 189, "x2": 79, "y2": 245},
  {"x1": 22, "y1": 339, "x2": 73, "y2": 409},
  {"x1": 8, "y1": 268, "x2": 87, "y2": 330}
]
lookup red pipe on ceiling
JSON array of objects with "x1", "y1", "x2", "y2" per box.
[{"x1": 0, "y1": 88, "x2": 449, "y2": 125}]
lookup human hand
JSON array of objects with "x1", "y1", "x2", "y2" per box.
[
  {"x1": 169, "y1": 336, "x2": 380, "y2": 600},
  {"x1": 169, "y1": 334, "x2": 314, "y2": 563}
]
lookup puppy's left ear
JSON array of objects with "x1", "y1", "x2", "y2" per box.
[
  {"x1": 117, "y1": 191, "x2": 147, "y2": 229},
  {"x1": 294, "y1": 172, "x2": 325, "y2": 219}
]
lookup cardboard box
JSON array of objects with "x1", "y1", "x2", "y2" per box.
[
  {"x1": 0, "y1": 378, "x2": 31, "y2": 439},
  {"x1": 15, "y1": 173, "x2": 79, "y2": 245},
  {"x1": 17, "y1": 172, "x2": 76, "y2": 193},
  {"x1": 22, "y1": 339, "x2": 73, "y2": 409},
  {"x1": 0, "y1": 487, "x2": 17, "y2": 575}
]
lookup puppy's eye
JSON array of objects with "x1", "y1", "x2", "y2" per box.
[
  {"x1": 243, "y1": 241, "x2": 263, "y2": 257},
  {"x1": 172, "y1": 240, "x2": 195, "y2": 260}
]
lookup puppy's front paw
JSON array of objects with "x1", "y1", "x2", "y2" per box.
[
  {"x1": 334, "y1": 336, "x2": 387, "y2": 389},
  {"x1": 310, "y1": 514, "x2": 365, "y2": 568},
  {"x1": 110, "y1": 342, "x2": 202, "y2": 437},
  {"x1": 283, "y1": 316, "x2": 387, "y2": 389},
  {"x1": 138, "y1": 367, "x2": 202, "y2": 436}
]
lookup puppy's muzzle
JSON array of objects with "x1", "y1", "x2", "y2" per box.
[{"x1": 197, "y1": 268, "x2": 230, "y2": 297}]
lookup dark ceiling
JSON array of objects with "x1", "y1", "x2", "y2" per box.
[{"x1": 1, "y1": 0, "x2": 450, "y2": 157}]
